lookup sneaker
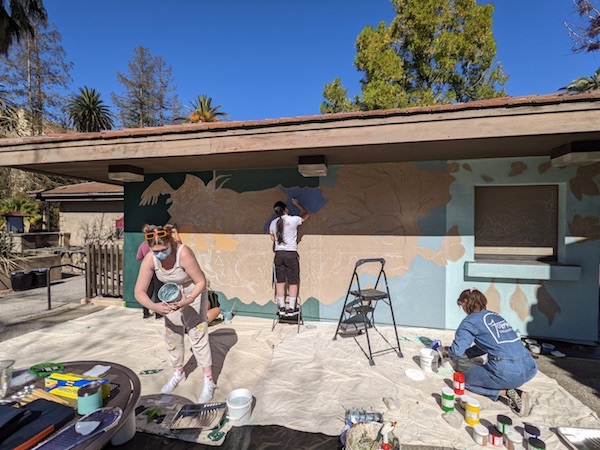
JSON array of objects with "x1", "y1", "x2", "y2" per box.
[
  {"x1": 278, "y1": 307, "x2": 286, "y2": 315},
  {"x1": 198, "y1": 379, "x2": 217, "y2": 404},
  {"x1": 286, "y1": 308, "x2": 299, "y2": 315},
  {"x1": 143, "y1": 309, "x2": 151, "y2": 319},
  {"x1": 506, "y1": 388, "x2": 530, "y2": 416},
  {"x1": 161, "y1": 370, "x2": 186, "y2": 394}
]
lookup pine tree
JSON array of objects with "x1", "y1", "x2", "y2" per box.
[
  {"x1": 0, "y1": 19, "x2": 72, "y2": 135},
  {"x1": 111, "y1": 47, "x2": 180, "y2": 128}
]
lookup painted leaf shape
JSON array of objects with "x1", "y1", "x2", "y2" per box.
[
  {"x1": 484, "y1": 282, "x2": 501, "y2": 313},
  {"x1": 536, "y1": 284, "x2": 561, "y2": 327},
  {"x1": 509, "y1": 284, "x2": 530, "y2": 321}
]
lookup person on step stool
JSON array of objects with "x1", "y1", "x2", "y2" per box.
[{"x1": 269, "y1": 197, "x2": 310, "y2": 315}]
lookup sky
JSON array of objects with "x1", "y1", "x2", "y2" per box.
[{"x1": 43, "y1": 0, "x2": 600, "y2": 123}]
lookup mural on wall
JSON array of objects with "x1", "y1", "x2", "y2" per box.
[
  {"x1": 448, "y1": 158, "x2": 600, "y2": 340},
  {"x1": 134, "y1": 163, "x2": 464, "y2": 317}
]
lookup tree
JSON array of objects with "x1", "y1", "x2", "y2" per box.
[
  {"x1": 0, "y1": 84, "x2": 19, "y2": 136},
  {"x1": 67, "y1": 86, "x2": 114, "y2": 132},
  {"x1": 111, "y1": 46, "x2": 180, "y2": 128},
  {"x1": 565, "y1": 0, "x2": 600, "y2": 53},
  {"x1": 320, "y1": 78, "x2": 358, "y2": 114},
  {"x1": 0, "y1": 0, "x2": 47, "y2": 55},
  {"x1": 322, "y1": 0, "x2": 507, "y2": 113},
  {"x1": 0, "y1": 18, "x2": 72, "y2": 135},
  {"x1": 562, "y1": 68, "x2": 600, "y2": 92},
  {"x1": 186, "y1": 95, "x2": 227, "y2": 123}
]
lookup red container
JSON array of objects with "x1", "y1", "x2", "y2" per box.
[{"x1": 453, "y1": 372, "x2": 465, "y2": 395}]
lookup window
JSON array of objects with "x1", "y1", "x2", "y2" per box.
[{"x1": 474, "y1": 185, "x2": 558, "y2": 262}]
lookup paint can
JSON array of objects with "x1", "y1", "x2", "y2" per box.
[
  {"x1": 524, "y1": 424, "x2": 541, "y2": 440},
  {"x1": 465, "y1": 397, "x2": 480, "y2": 426},
  {"x1": 77, "y1": 382, "x2": 102, "y2": 415},
  {"x1": 504, "y1": 430, "x2": 523, "y2": 450},
  {"x1": 527, "y1": 437, "x2": 546, "y2": 450},
  {"x1": 419, "y1": 348, "x2": 436, "y2": 373},
  {"x1": 441, "y1": 387, "x2": 455, "y2": 412},
  {"x1": 496, "y1": 414, "x2": 513, "y2": 434},
  {"x1": 472, "y1": 423, "x2": 489, "y2": 446},
  {"x1": 489, "y1": 427, "x2": 503, "y2": 447},
  {"x1": 453, "y1": 372, "x2": 465, "y2": 395}
]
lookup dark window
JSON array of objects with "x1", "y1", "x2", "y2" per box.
[{"x1": 474, "y1": 185, "x2": 558, "y2": 262}]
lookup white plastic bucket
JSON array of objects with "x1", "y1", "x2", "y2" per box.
[
  {"x1": 419, "y1": 348, "x2": 436, "y2": 373},
  {"x1": 226, "y1": 388, "x2": 253, "y2": 426}
]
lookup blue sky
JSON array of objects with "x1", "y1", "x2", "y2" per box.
[{"x1": 44, "y1": 0, "x2": 600, "y2": 122}]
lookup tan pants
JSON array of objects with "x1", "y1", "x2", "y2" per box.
[{"x1": 164, "y1": 291, "x2": 212, "y2": 369}]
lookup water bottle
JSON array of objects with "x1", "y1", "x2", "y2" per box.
[{"x1": 345, "y1": 408, "x2": 383, "y2": 425}]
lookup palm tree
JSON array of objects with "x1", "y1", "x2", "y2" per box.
[
  {"x1": 562, "y1": 68, "x2": 600, "y2": 92},
  {"x1": 67, "y1": 86, "x2": 115, "y2": 132},
  {"x1": 0, "y1": 0, "x2": 47, "y2": 55},
  {"x1": 186, "y1": 95, "x2": 228, "y2": 123}
]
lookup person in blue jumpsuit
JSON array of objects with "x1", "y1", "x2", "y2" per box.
[{"x1": 443, "y1": 289, "x2": 537, "y2": 416}]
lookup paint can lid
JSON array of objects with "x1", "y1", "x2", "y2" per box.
[
  {"x1": 466, "y1": 397, "x2": 480, "y2": 407},
  {"x1": 507, "y1": 430, "x2": 523, "y2": 443},
  {"x1": 78, "y1": 381, "x2": 102, "y2": 397},
  {"x1": 524, "y1": 424, "x2": 541, "y2": 435},
  {"x1": 497, "y1": 414, "x2": 513, "y2": 425},
  {"x1": 474, "y1": 424, "x2": 489, "y2": 435},
  {"x1": 442, "y1": 387, "x2": 454, "y2": 396},
  {"x1": 528, "y1": 437, "x2": 546, "y2": 449},
  {"x1": 489, "y1": 427, "x2": 503, "y2": 437}
]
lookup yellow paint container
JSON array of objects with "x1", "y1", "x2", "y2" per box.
[{"x1": 465, "y1": 397, "x2": 481, "y2": 426}]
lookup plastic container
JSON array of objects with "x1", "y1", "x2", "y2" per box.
[
  {"x1": 226, "y1": 388, "x2": 253, "y2": 426},
  {"x1": 496, "y1": 414, "x2": 513, "y2": 434},
  {"x1": 473, "y1": 424, "x2": 489, "y2": 446},
  {"x1": 489, "y1": 427, "x2": 503, "y2": 447},
  {"x1": 524, "y1": 424, "x2": 541, "y2": 440},
  {"x1": 504, "y1": 430, "x2": 523, "y2": 450},
  {"x1": 158, "y1": 283, "x2": 182, "y2": 303},
  {"x1": 419, "y1": 348, "x2": 436, "y2": 373},
  {"x1": 453, "y1": 372, "x2": 465, "y2": 395},
  {"x1": 541, "y1": 343, "x2": 555, "y2": 354},
  {"x1": 441, "y1": 387, "x2": 455, "y2": 412},
  {"x1": 465, "y1": 397, "x2": 480, "y2": 426}
]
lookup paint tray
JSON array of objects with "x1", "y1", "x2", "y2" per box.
[
  {"x1": 169, "y1": 402, "x2": 226, "y2": 432},
  {"x1": 556, "y1": 427, "x2": 600, "y2": 450}
]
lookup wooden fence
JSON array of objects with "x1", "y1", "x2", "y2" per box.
[{"x1": 86, "y1": 243, "x2": 123, "y2": 298}]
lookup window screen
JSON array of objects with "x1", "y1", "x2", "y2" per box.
[{"x1": 474, "y1": 185, "x2": 558, "y2": 261}]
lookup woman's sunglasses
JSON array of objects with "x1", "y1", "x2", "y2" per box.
[{"x1": 145, "y1": 230, "x2": 169, "y2": 240}]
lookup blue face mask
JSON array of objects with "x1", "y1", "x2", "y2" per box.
[{"x1": 153, "y1": 247, "x2": 172, "y2": 260}]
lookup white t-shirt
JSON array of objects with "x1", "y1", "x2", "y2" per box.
[{"x1": 269, "y1": 214, "x2": 303, "y2": 251}]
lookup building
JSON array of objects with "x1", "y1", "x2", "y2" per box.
[{"x1": 1, "y1": 92, "x2": 599, "y2": 341}]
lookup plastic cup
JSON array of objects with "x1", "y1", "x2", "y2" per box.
[{"x1": 0, "y1": 360, "x2": 15, "y2": 398}]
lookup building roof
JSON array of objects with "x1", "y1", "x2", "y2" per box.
[
  {"x1": 33, "y1": 182, "x2": 123, "y2": 202},
  {"x1": 1, "y1": 91, "x2": 600, "y2": 184}
]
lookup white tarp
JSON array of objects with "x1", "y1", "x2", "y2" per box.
[{"x1": 2, "y1": 307, "x2": 599, "y2": 449}]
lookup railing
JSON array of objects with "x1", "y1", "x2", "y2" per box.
[{"x1": 85, "y1": 243, "x2": 124, "y2": 298}]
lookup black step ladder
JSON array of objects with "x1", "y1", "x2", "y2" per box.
[
  {"x1": 271, "y1": 264, "x2": 303, "y2": 333},
  {"x1": 333, "y1": 258, "x2": 403, "y2": 365}
]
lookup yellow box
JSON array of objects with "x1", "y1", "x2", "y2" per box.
[{"x1": 44, "y1": 372, "x2": 110, "y2": 400}]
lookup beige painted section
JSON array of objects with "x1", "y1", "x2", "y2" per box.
[
  {"x1": 140, "y1": 163, "x2": 465, "y2": 305},
  {"x1": 60, "y1": 211, "x2": 123, "y2": 247}
]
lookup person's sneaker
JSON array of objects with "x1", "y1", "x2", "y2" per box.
[
  {"x1": 506, "y1": 388, "x2": 530, "y2": 416},
  {"x1": 161, "y1": 371, "x2": 186, "y2": 394},
  {"x1": 155, "y1": 313, "x2": 163, "y2": 319},
  {"x1": 286, "y1": 308, "x2": 299, "y2": 315},
  {"x1": 143, "y1": 309, "x2": 151, "y2": 319},
  {"x1": 198, "y1": 379, "x2": 217, "y2": 404},
  {"x1": 278, "y1": 307, "x2": 286, "y2": 315}
]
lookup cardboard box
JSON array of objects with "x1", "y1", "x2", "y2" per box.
[{"x1": 44, "y1": 372, "x2": 110, "y2": 400}]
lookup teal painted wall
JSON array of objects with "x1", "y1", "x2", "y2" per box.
[{"x1": 121, "y1": 158, "x2": 600, "y2": 341}]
